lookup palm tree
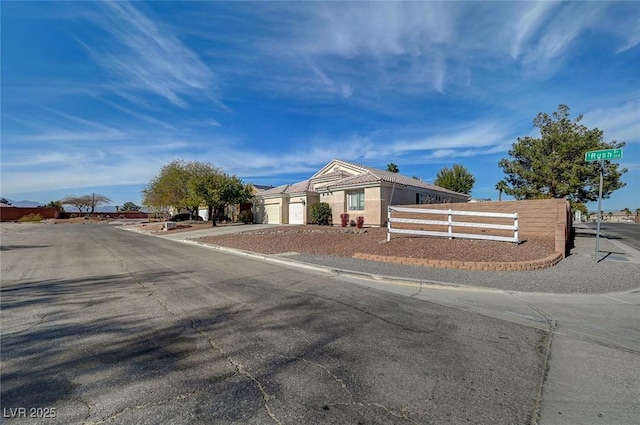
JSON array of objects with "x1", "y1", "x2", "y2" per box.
[
  {"x1": 495, "y1": 180, "x2": 508, "y2": 201},
  {"x1": 386, "y1": 163, "x2": 399, "y2": 173}
]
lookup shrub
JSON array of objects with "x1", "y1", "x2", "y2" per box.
[
  {"x1": 239, "y1": 210, "x2": 254, "y2": 224},
  {"x1": 356, "y1": 216, "x2": 365, "y2": 228},
  {"x1": 18, "y1": 213, "x2": 43, "y2": 222},
  {"x1": 311, "y1": 202, "x2": 332, "y2": 225},
  {"x1": 340, "y1": 213, "x2": 350, "y2": 227}
]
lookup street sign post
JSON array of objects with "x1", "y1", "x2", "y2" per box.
[{"x1": 584, "y1": 148, "x2": 623, "y2": 262}]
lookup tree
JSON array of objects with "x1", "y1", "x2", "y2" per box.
[
  {"x1": 61, "y1": 195, "x2": 92, "y2": 213},
  {"x1": 143, "y1": 160, "x2": 252, "y2": 226},
  {"x1": 495, "y1": 180, "x2": 509, "y2": 201},
  {"x1": 45, "y1": 200, "x2": 64, "y2": 212},
  {"x1": 0, "y1": 197, "x2": 11, "y2": 205},
  {"x1": 434, "y1": 164, "x2": 475, "y2": 195},
  {"x1": 386, "y1": 163, "x2": 399, "y2": 173},
  {"x1": 88, "y1": 193, "x2": 112, "y2": 214},
  {"x1": 622, "y1": 208, "x2": 632, "y2": 218},
  {"x1": 120, "y1": 202, "x2": 141, "y2": 212},
  {"x1": 498, "y1": 104, "x2": 627, "y2": 203},
  {"x1": 570, "y1": 200, "x2": 588, "y2": 216},
  {"x1": 61, "y1": 194, "x2": 111, "y2": 214},
  {"x1": 142, "y1": 160, "x2": 202, "y2": 219},
  {"x1": 190, "y1": 170, "x2": 253, "y2": 226}
]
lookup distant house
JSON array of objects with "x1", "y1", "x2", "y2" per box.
[
  {"x1": 605, "y1": 211, "x2": 635, "y2": 223},
  {"x1": 197, "y1": 184, "x2": 275, "y2": 222},
  {"x1": 252, "y1": 159, "x2": 469, "y2": 226}
]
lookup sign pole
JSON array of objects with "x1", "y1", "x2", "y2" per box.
[
  {"x1": 595, "y1": 159, "x2": 604, "y2": 261},
  {"x1": 584, "y1": 148, "x2": 622, "y2": 262}
]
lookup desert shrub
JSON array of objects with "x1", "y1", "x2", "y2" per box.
[
  {"x1": 356, "y1": 216, "x2": 365, "y2": 228},
  {"x1": 239, "y1": 210, "x2": 253, "y2": 224},
  {"x1": 340, "y1": 213, "x2": 350, "y2": 227},
  {"x1": 311, "y1": 202, "x2": 332, "y2": 225},
  {"x1": 18, "y1": 213, "x2": 43, "y2": 222}
]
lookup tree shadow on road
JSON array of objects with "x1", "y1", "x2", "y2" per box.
[{"x1": 1, "y1": 271, "x2": 546, "y2": 425}]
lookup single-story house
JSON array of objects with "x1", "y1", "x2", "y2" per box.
[
  {"x1": 252, "y1": 159, "x2": 470, "y2": 226},
  {"x1": 197, "y1": 184, "x2": 275, "y2": 222}
]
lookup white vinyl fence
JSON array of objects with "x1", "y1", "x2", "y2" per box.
[{"x1": 387, "y1": 206, "x2": 519, "y2": 243}]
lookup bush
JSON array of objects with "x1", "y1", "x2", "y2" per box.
[
  {"x1": 311, "y1": 202, "x2": 332, "y2": 225},
  {"x1": 340, "y1": 213, "x2": 350, "y2": 227},
  {"x1": 356, "y1": 216, "x2": 365, "y2": 228},
  {"x1": 18, "y1": 213, "x2": 43, "y2": 222},
  {"x1": 239, "y1": 210, "x2": 253, "y2": 224}
]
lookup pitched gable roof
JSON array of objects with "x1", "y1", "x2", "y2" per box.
[
  {"x1": 256, "y1": 180, "x2": 313, "y2": 198},
  {"x1": 254, "y1": 159, "x2": 469, "y2": 199},
  {"x1": 319, "y1": 159, "x2": 468, "y2": 197}
]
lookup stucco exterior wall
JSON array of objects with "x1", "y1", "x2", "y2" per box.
[{"x1": 319, "y1": 191, "x2": 346, "y2": 226}]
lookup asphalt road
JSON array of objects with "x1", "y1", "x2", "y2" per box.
[
  {"x1": 1, "y1": 223, "x2": 545, "y2": 425},
  {"x1": 583, "y1": 222, "x2": 640, "y2": 251}
]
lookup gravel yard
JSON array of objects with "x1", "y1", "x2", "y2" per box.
[{"x1": 196, "y1": 225, "x2": 556, "y2": 263}]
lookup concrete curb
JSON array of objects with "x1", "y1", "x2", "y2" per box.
[
  {"x1": 353, "y1": 251, "x2": 564, "y2": 271},
  {"x1": 179, "y1": 239, "x2": 508, "y2": 292}
]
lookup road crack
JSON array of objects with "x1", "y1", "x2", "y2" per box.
[{"x1": 189, "y1": 319, "x2": 283, "y2": 425}]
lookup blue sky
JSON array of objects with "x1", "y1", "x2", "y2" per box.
[{"x1": 2, "y1": 1, "x2": 638, "y2": 212}]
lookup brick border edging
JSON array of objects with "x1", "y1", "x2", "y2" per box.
[{"x1": 353, "y1": 251, "x2": 563, "y2": 272}]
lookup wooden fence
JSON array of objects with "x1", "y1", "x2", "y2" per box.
[{"x1": 388, "y1": 206, "x2": 519, "y2": 243}]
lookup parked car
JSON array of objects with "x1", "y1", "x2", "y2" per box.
[{"x1": 169, "y1": 213, "x2": 192, "y2": 222}]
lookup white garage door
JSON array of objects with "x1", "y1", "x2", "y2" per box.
[
  {"x1": 288, "y1": 203, "x2": 304, "y2": 225},
  {"x1": 264, "y1": 204, "x2": 280, "y2": 224}
]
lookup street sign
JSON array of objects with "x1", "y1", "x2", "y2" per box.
[
  {"x1": 584, "y1": 148, "x2": 623, "y2": 262},
  {"x1": 585, "y1": 148, "x2": 623, "y2": 161}
]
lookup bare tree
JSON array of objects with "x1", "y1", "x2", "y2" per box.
[
  {"x1": 62, "y1": 193, "x2": 111, "y2": 214},
  {"x1": 88, "y1": 193, "x2": 112, "y2": 213}
]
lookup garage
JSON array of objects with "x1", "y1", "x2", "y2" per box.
[
  {"x1": 288, "y1": 203, "x2": 304, "y2": 225},
  {"x1": 263, "y1": 204, "x2": 280, "y2": 224}
]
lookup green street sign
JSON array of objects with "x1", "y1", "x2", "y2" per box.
[{"x1": 585, "y1": 148, "x2": 623, "y2": 161}]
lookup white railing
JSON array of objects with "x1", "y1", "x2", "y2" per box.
[{"x1": 387, "y1": 206, "x2": 519, "y2": 243}]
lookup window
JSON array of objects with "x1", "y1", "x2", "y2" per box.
[{"x1": 348, "y1": 190, "x2": 365, "y2": 211}]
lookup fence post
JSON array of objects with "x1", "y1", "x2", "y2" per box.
[
  {"x1": 447, "y1": 209, "x2": 453, "y2": 239},
  {"x1": 514, "y1": 213, "x2": 519, "y2": 243},
  {"x1": 387, "y1": 206, "x2": 391, "y2": 242}
]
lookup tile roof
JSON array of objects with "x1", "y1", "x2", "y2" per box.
[
  {"x1": 255, "y1": 180, "x2": 313, "y2": 197},
  {"x1": 254, "y1": 159, "x2": 469, "y2": 199},
  {"x1": 322, "y1": 160, "x2": 468, "y2": 197}
]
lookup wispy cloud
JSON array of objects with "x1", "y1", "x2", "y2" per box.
[
  {"x1": 388, "y1": 121, "x2": 511, "y2": 154},
  {"x1": 78, "y1": 2, "x2": 217, "y2": 107},
  {"x1": 509, "y1": 2, "x2": 559, "y2": 60},
  {"x1": 583, "y1": 100, "x2": 640, "y2": 144},
  {"x1": 517, "y1": 3, "x2": 606, "y2": 74},
  {"x1": 8, "y1": 109, "x2": 126, "y2": 143}
]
